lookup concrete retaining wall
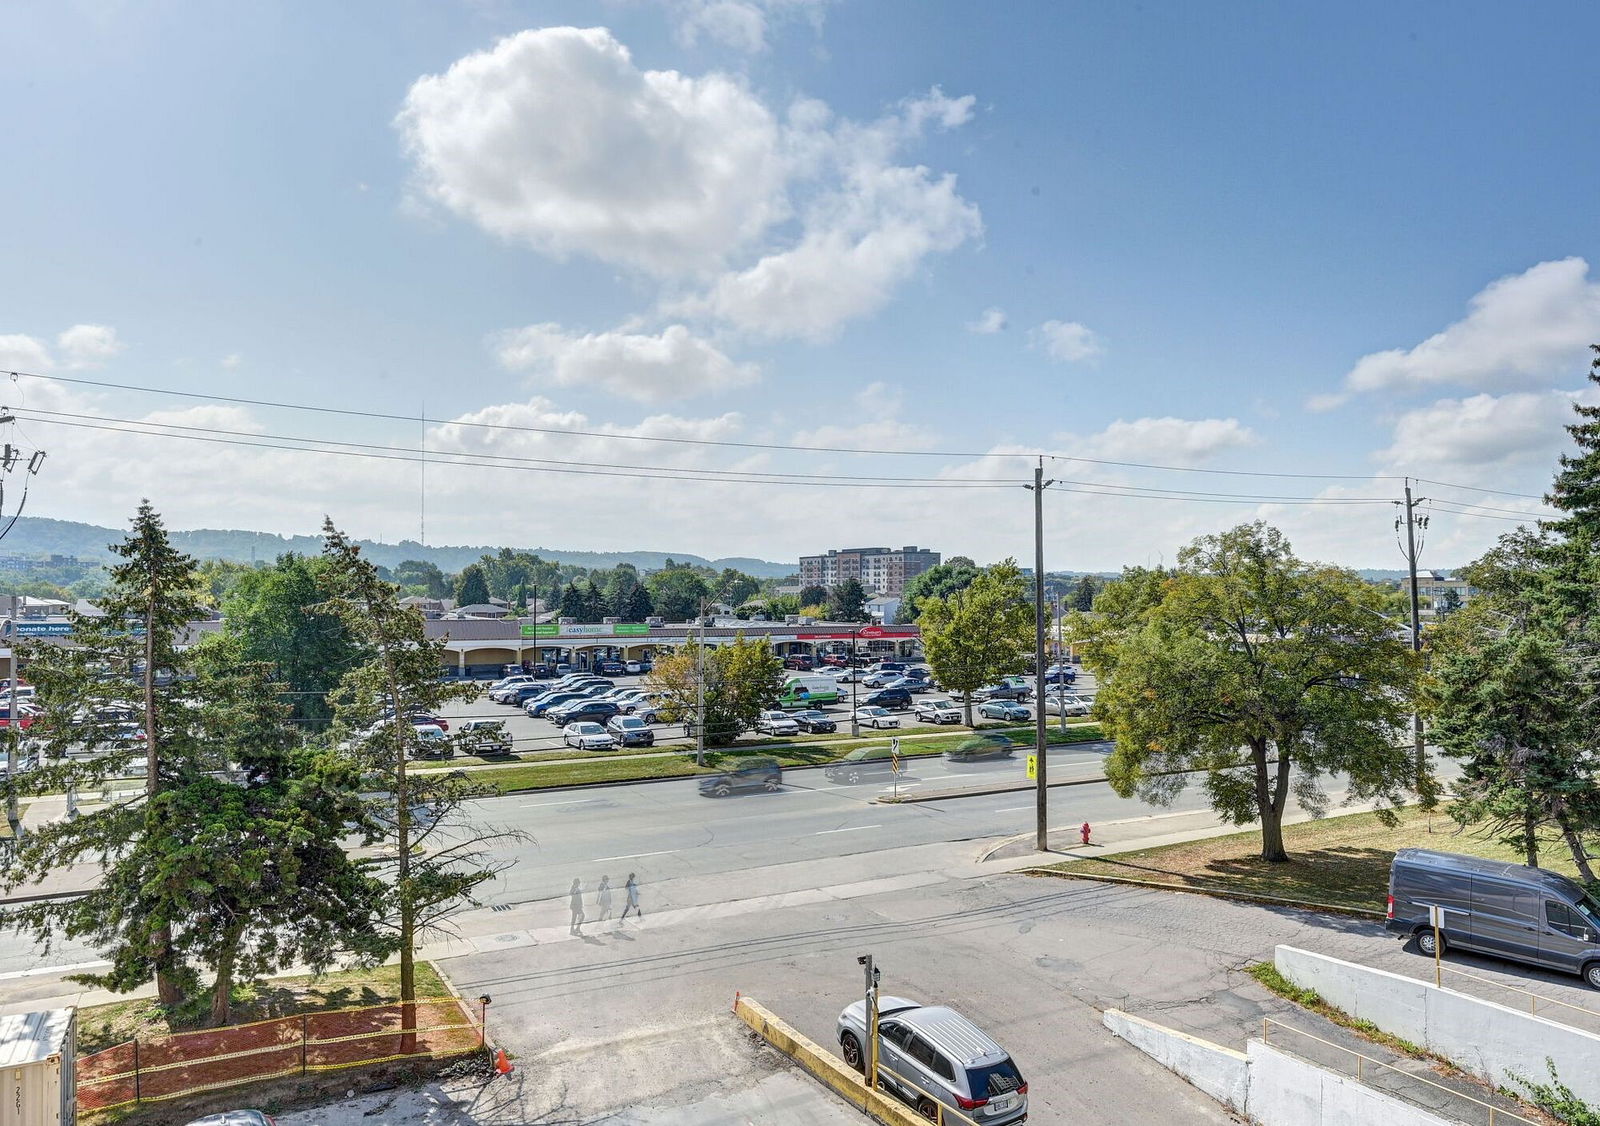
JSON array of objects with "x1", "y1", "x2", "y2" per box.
[
  {"x1": 1102, "y1": 1010, "x2": 1248, "y2": 1111},
  {"x1": 1245, "y1": 1040, "x2": 1456, "y2": 1126},
  {"x1": 733, "y1": 995, "x2": 924, "y2": 1126},
  {"x1": 1275, "y1": 944, "x2": 1600, "y2": 1106}
]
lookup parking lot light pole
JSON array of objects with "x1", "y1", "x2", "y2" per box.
[{"x1": 850, "y1": 626, "x2": 860, "y2": 738}]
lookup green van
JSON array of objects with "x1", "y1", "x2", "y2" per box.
[{"x1": 778, "y1": 675, "x2": 842, "y2": 709}]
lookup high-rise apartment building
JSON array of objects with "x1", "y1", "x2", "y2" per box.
[{"x1": 798, "y1": 546, "x2": 940, "y2": 596}]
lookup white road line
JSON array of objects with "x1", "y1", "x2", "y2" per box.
[
  {"x1": 589, "y1": 848, "x2": 679, "y2": 862},
  {"x1": 815, "y1": 825, "x2": 883, "y2": 835},
  {"x1": 996, "y1": 805, "x2": 1032, "y2": 813},
  {"x1": 0, "y1": 958, "x2": 110, "y2": 982}
]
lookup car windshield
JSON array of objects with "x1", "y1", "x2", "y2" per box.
[
  {"x1": 577, "y1": 723, "x2": 602, "y2": 733},
  {"x1": 617, "y1": 717, "x2": 643, "y2": 728}
]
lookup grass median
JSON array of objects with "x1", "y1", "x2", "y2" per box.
[
  {"x1": 472, "y1": 721, "x2": 1107, "y2": 793},
  {"x1": 1041, "y1": 804, "x2": 1593, "y2": 911}
]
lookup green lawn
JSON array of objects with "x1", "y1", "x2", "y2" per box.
[{"x1": 1041, "y1": 805, "x2": 1595, "y2": 911}]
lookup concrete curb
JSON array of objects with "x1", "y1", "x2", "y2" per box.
[
  {"x1": 1019, "y1": 867, "x2": 1385, "y2": 919},
  {"x1": 733, "y1": 994, "x2": 924, "y2": 1126}
]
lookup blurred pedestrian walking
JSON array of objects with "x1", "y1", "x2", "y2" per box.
[{"x1": 620, "y1": 872, "x2": 642, "y2": 921}]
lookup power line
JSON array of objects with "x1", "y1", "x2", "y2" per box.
[{"x1": 0, "y1": 367, "x2": 1494, "y2": 491}]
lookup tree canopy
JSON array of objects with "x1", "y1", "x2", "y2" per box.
[
  {"x1": 897, "y1": 560, "x2": 981, "y2": 623},
  {"x1": 647, "y1": 636, "x2": 783, "y2": 747},
  {"x1": 1077, "y1": 522, "x2": 1422, "y2": 862},
  {"x1": 917, "y1": 560, "x2": 1032, "y2": 726}
]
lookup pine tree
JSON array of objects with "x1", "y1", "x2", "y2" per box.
[
  {"x1": 317, "y1": 521, "x2": 525, "y2": 1038},
  {"x1": 454, "y1": 564, "x2": 491, "y2": 607}
]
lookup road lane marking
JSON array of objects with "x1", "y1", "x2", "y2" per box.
[
  {"x1": 589, "y1": 848, "x2": 679, "y2": 862},
  {"x1": 815, "y1": 825, "x2": 883, "y2": 835},
  {"x1": 0, "y1": 959, "x2": 111, "y2": 982},
  {"x1": 996, "y1": 805, "x2": 1032, "y2": 813}
]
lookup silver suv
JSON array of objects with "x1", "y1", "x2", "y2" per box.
[{"x1": 837, "y1": 996, "x2": 1027, "y2": 1123}]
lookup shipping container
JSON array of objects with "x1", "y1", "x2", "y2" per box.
[{"x1": 0, "y1": 1008, "x2": 76, "y2": 1126}]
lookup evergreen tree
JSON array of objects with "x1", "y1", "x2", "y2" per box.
[
  {"x1": 454, "y1": 563, "x2": 491, "y2": 607},
  {"x1": 559, "y1": 582, "x2": 587, "y2": 620},
  {"x1": 580, "y1": 579, "x2": 606, "y2": 623},
  {"x1": 825, "y1": 579, "x2": 871, "y2": 622},
  {"x1": 624, "y1": 584, "x2": 654, "y2": 622},
  {"x1": 1070, "y1": 575, "x2": 1099, "y2": 612},
  {"x1": 317, "y1": 521, "x2": 524, "y2": 1034},
  {"x1": 798, "y1": 584, "x2": 829, "y2": 608}
]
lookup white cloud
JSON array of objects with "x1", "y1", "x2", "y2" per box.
[
  {"x1": 0, "y1": 334, "x2": 52, "y2": 372},
  {"x1": 221, "y1": 353, "x2": 243, "y2": 370},
  {"x1": 56, "y1": 324, "x2": 122, "y2": 368},
  {"x1": 1378, "y1": 390, "x2": 1586, "y2": 473},
  {"x1": 667, "y1": 88, "x2": 982, "y2": 340},
  {"x1": 1341, "y1": 257, "x2": 1600, "y2": 396},
  {"x1": 1071, "y1": 417, "x2": 1259, "y2": 466},
  {"x1": 396, "y1": 27, "x2": 791, "y2": 276},
  {"x1": 1033, "y1": 320, "x2": 1104, "y2": 363},
  {"x1": 966, "y1": 307, "x2": 1007, "y2": 334},
  {"x1": 491, "y1": 322, "x2": 759, "y2": 402},
  {"x1": 669, "y1": 0, "x2": 831, "y2": 52},
  {"x1": 790, "y1": 381, "x2": 938, "y2": 451}
]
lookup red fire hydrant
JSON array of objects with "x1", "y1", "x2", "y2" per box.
[{"x1": 1080, "y1": 821, "x2": 1092, "y2": 846}]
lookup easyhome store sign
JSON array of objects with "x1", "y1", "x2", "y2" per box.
[{"x1": 520, "y1": 623, "x2": 651, "y2": 638}]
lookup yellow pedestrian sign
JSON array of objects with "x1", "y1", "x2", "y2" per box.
[{"x1": 1026, "y1": 753, "x2": 1037, "y2": 779}]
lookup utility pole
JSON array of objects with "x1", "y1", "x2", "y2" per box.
[
  {"x1": 1027, "y1": 460, "x2": 1054, "y2": 851},
  {"x1": 1398, "y1": 480, "x2": 1429, "y2": 791},
  {"x1": 850, "y1": 625, "x2": 860, "y2": 738},
  {"x1": 695, "y1": 608, "x2": 707, "y2": 767}
]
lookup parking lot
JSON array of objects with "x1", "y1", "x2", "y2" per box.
[{"x1": 438, "y1": 664, "x2": 1099, "y2": 758}]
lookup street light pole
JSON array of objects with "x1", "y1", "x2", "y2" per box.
[
  {"x1": 695, "y1": 614, "x2": 706, "y2": 767},
  {"x1": 1055, "y1": 597, "x2": 1067, "y2": 734}
]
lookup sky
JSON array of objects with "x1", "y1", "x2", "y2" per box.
[{"x1": 2, "y1": 0, "x2": 1598, "y2": 572}]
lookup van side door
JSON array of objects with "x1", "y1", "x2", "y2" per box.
[
  {"x1": 1468, "y1": 877, "x2": 1541, "y2": 965},
  {"x1": 1541, "y1": 901, "x2": 1599, "y2": 973}
]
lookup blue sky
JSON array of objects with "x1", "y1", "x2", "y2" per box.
[{"x1": 3, "y1": 1, "x2": 1598, "y2": 570}]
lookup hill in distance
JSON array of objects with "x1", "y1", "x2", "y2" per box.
[{"x1": 0, "y1": 516, "x2": 798, "y2": 578}]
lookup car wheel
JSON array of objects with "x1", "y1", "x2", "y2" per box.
[
  {"x1": 764, "y1": 779, "x2": 780, "y2": 792},
  {"x1": 1415, "y1": 929, "x2": 1444, "y2": 957},
  {"x1": 1580, "y1": 961, "x2": 1600, "y2": 990},
  {"x1": 915, "y1": 1097, "x2": 939, "y2": 1120},
  {"x1": 714, "y1": 783, "x2": 731, "y2": 797},
  {"x1": 840, "y1": 1031, "x2": 864, "y2": 1072}
]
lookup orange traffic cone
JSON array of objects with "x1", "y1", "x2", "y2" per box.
[{"x1": 494, "y1": 1048, "x2": 514, "y2": 1075}]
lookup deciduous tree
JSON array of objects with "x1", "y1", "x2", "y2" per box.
[
  {"x1": 918, "y1": 560, "x2": 1032, "y2": 726},
  {"x1": 646, "y1": 636, "x2": 782, "y2": 746},
  {"x1": 1078, "y1": 523, "x2": 1421, "y2": 862}
]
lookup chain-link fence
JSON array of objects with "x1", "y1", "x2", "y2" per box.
[{"x1": 76, "y1": 997, "x2": 481, "y2": 1112}]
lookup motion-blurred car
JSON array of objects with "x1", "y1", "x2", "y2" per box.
[
  {"x1": 945, "y1": 733, "x2": 1016, "y2": 762},
  {"x1": 824, "y1": 744, "x2": 899, "y2": 784},
  {"x1": 698, "y1": 756, "x2": 782, "y2": 796},
  {"x1": 853, "y1": 706, "x2": 901, "y2": 730}
]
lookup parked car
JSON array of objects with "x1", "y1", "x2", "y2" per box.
[
  {"x1": 182, "y1": 1112, "x2": 278, "y2": 1126},
  {"x1": 528, "y1": 691, "x2": 586, "y2": 717},
  {"x1": 1387, "y1": 848, "x2": 1600, "y2": 988},
  {"x1": 595, "y1": 659, "x2": 627, "y2": 676},
  {"x1": 946, "y1": 733, "x2": 1016, "y2": 762},
  {"x1": 550, "y1": 700, "x2": 622, "y2": 726},
  {"x1": 914, "y1": 699, "x2": 963, "y2": 725},
  {"x1": 457, "y1": 719, "x2": 513, "y2": 756},
  {"x1": 975, "y1": 683, "x2": 1031, "y2": 702},
  {"x1": 791, "y1": 709, "x2": 837, "y2": 734},
  {"x1": 499, "y1": 683, "x2": 548, "y2": 705},
  {"x1": 755, "y1": 710, "x2": 801, "y2": 736},
  {"x1": 836, "y1": 997, "x2": 1028, "y2": 1124},
  {"x1": 821, "y1": 653, "x2": 849, "y2": 667},
  {"x1": 698, "y1": 756, "x2": 782, "y2": 797},
  {"x1": 881, "y1": 676, "x2": 932, "y2": 695},
  {"x1": 860, "y1": 688, "x2": 913, "y2": 711},
  {"x1": 488, "y1": 674, "x2": 536, "y2": 693},
  {"x1": 862, "y1": 669, "x2": 903, "y2": 688},
  {"x1": 409, "y1": 724, "x2": 452, "y2": 759},
  {"x1": 624, "y1": 659, "x2": 644, "y2": 674},
  {"x1": 977, "y1": 700, "x2": 1030, "y2": 722},
  {"x1": 784, "y1": 654, "x2": 815, "y2": 671},
  {"x1": 605, "y1": 714, "x2": 655, "y2": 747},
  {"x1": 824, "y1": 744, "x2": 898, "y2": 784},
  {"x1": 1042, "y1": 693, "x2": 1091, "y2": 717},
  {"x1": 853, "y1": 706, "x2": 901, "y2": 730},
  {"x1": 563, "y1": 722, "x2": 615, "y2": 750},
  {"x1": 832, "y1": 666, "x2": 869, "y2": 683}
]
